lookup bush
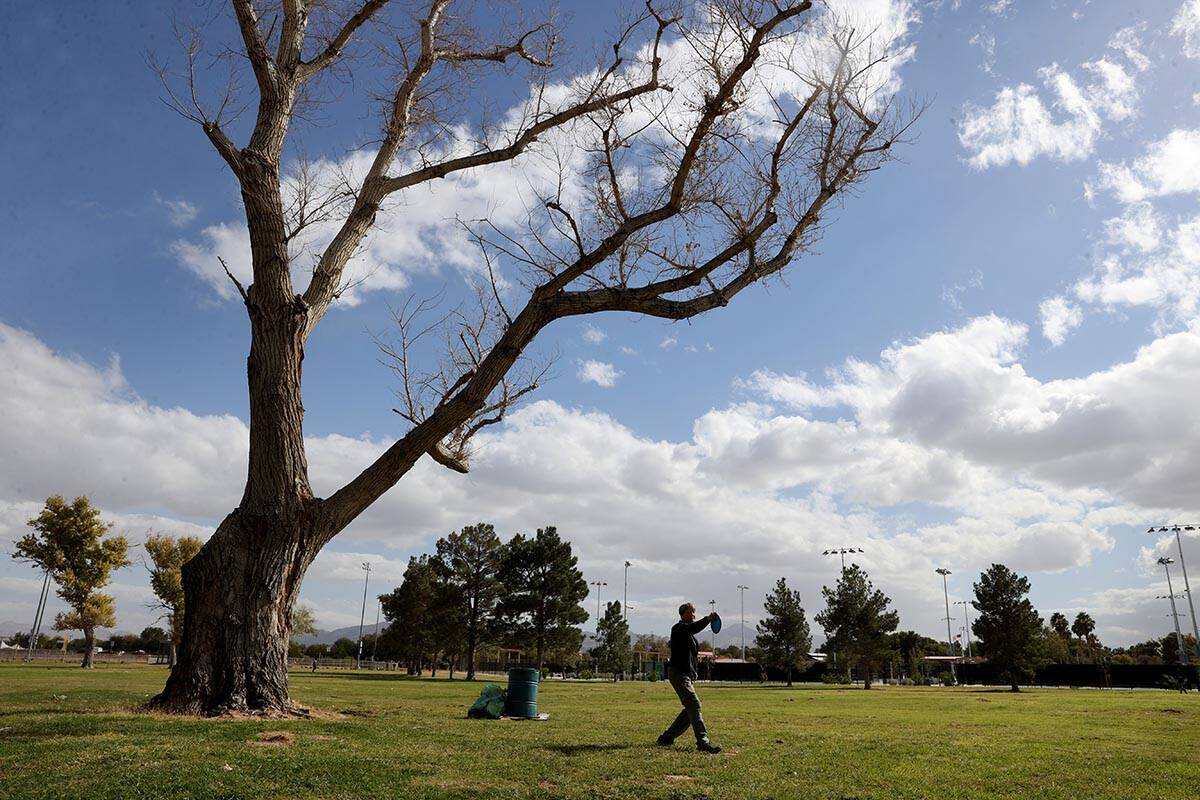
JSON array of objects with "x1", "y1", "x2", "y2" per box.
[
  {"x1": 821, "y1": 671, "x2": 852, "y2": 685},
  {"x1": 938, "y1": 670, "x2": 956, "y2": 687},
  {"x1": 579, "y1": 669, "x2": 594, "y2": 680}
]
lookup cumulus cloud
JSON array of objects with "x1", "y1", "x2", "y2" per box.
[
  {"x1": 577, "y1": 359, "x2": 621, "y2": 388},
  {"x1": 1173, "y1": 0, "x2": 1200, "y2": 59},
  {"x1": 581, "y1": 324, "x2": 607, "y2": 344},
  {"x1": 958, "y1": 57, "x2": 1139, "y2": 169},
  {"x1": 1039, "y1": 295, "x2": 1083, "y2": 346},
  {"x1": 3, "y1": 313, "x2": 1194, "y2": 641},
  {"x1": 1092, "y1": 129, "x2": 1200, "y2": 203},
  {"x1": 157, "y1": 196, "x2": 198, "y2": 228}
]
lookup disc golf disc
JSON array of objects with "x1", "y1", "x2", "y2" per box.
[{"x1": 710, "y1": 612, "x2": 722, "y2": 633}]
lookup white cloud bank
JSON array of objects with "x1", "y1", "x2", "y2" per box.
[
  {"x1": 577, "y1": 360, "x2": 621, "y2": 388},
  {"x1": 1, "y1": 316, "x2": 1197, "y2": 642}
]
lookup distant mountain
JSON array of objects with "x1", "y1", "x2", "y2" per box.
[
  {"x1": 0, "y1": 620, "x2": 28, "y2": 637},
  {"x1": 293, "y1": 623, "x2": 382, "y2": 646}
]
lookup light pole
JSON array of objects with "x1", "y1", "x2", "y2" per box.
[
  {"x1": 953, "y1": 600, "x2": 973, "y2": 659},
  {"x1": 1149, "y1": 525, "x2": 1200, "y2": 662},
  {"x1": 356, "y1": 561, "x2": 371, "y2": 669},
  {"x1": 623, "y1": 561, "x2": 631, "y2": 621},
  {"x1": 1157, "y1": 557, "x2": 1189, "y2": 666},
  {"x1": 822, "y1": 547, "x2": 864, "y2": 571},
  {"x1": 737, "y1": 584, "x2": 749, "y2": 662},
  {"x1": 370, "y1": 599, "x2": 381, "y2": 662},
  {"x1": 936, "y1": 568, "x2": 956, "y2": 681},
  {"x1": 708, "y1": 599, "x2": 717, "y2": 652},
  {"x1": 591, "y1": 581, "x2": 607, "y2": 628}
]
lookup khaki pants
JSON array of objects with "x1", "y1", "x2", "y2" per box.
[{"x1": 662, "y1": 666, "x2": 709, "y2": 743}]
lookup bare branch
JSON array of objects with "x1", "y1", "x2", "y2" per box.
[{"x1": 298, "y1": 0, "x2": 393, "y2": 79}]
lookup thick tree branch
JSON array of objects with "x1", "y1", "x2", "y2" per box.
[{"x1": 298, "y1": 0, "x2": 393, "y2": 79}]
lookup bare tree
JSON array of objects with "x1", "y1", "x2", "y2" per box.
[{"x1": 149, "y1": 0, "x2": 916, "y2": 714}]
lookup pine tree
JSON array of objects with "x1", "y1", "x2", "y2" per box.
[
  {"x1": 754, "y1": 578, "x2": 811, "y2": 686},
  {"x1": 592, "y1": 601, "x2": 632, "y2": 679},
  {"x1": 971, "y1": 564, "x2": 1045, "y2": 691},
  {"x1": 434, "y1": 522, "x2": 503, "y2": 679},
  {"x1": 494, "y1": 526, "x2": 588, "y2": 673},
  {"x1": 814, "y1": 564, "x2": 898, "y2": 689}
]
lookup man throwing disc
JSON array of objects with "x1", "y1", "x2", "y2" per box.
[{"x1": 657, "y1": 602, "x2": 722, "y2": 753}]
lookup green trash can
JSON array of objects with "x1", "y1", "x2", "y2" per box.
[{"x1": 504, "y1": 667, "x2": 539, "y2": 718}]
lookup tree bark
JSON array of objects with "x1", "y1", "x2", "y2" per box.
[
  {"x1": 81, "y1": 628, "x2": 95, "y2": 669},
  {"x1": 168, "y1": 643, "x2": 177, "y2": 668},
  {"x1": 149, "y1": 508, "x2": 319, "y2": 714}
]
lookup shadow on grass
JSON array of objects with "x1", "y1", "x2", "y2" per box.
[{"x1": 543, "y1": 742, "x2": 639, "y2": 755}]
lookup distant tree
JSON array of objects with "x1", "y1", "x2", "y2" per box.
[
  {"x1": 1040, "y1": 626, "x2": 1071, "y2": 665},
  {"x1": 815, "y1": 565, "x2": 898, "y2": 689},
  {"x1": 891, "y1": 630, "x2": 943, "y2": 681},
  {"x1": 144, "y1": 532, "x2": 203, "y2": 667},
  {"x1": 13, "y1": 496, "x2": 131, "y2": 668},
  {"x1": 329, "y1": 637, "x2": 357, "y2": 660},
  {"x1": 1071, "y1": 612, "x2": 1096, "y2": 663},
  {"x1": 1049, "y1": 612, "x2": 1071, "y2": 640},
  {"x1": 714, "y1": 644, "x2": 743, "y2": 659},
  {"x1": 971, "y1": 564, "x2": 1045, "y2": 691},
  {"x1": 140, "y1": 626, "x2": 170, "y2": 655},
  {"x1": 591, "y1": 601, "x2": 632, "y2": 679},
  {"x1": 755, "y1": 577, "x2": 811, "y2": 686},
  {"x1": 494, "y1": 527, "x2": 588, "y2": 673},
  {"x1": 435, "y1": 522, "x2": 504, "y2": 680},
  {"x1": 1162, "y1": 633, "x2": 1198, "y2": 666},
  {"x1": 304, "y1": 643, "x2": 329, "y2": 659},
  {"x1": 380, "y1": 556, "x2": 441, "y2": 673},
  {"x1": 291, "y1": 604, "x2": 319, "y2": 638}
]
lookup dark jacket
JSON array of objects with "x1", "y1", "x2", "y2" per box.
[{"x1": 669, "y1": 616, "x2": 711, "y2": 678}]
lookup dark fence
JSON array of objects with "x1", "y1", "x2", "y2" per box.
[{"x1": 958, "y1": 662, "x2": 1199, "y2": 689}]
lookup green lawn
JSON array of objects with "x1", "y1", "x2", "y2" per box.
[{"x1": 0, "y1": 664, "x2": 1196, "y2": 800}]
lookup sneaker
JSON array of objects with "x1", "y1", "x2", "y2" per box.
[
  {"x1": 697, "y1": 740, "x2": 722, "y2": 754},
  {"x1": 656, "y1": 735, "x2": 674, "y2": 747}
]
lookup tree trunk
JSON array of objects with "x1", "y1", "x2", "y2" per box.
[
  {"x1": 168, "y1": 642, "x2": 177, "y2": 669},
  {"x1": 81, "y1": 628, "x2": 95, "y2": 669},
  {"x1": 149, "y1": 509, "x2": 319, "y2": 715},
  {"x1": 786, "y1": 666, "x2": 792, "y2": 687}
]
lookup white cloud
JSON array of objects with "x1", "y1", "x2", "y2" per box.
[
  {"x1": 158, "y1": 197, "x2": 198, "y2": 228},
  {"x1": 958, "y1": 58, "x2": 1138, "y2": 169},
  {"x1": 4, "y1": 311, "x2": 1196, "y2": 642},
  {"x1": 1093, "y1": 129, "x2": 1200, "y2": 203},
  {"x1": 1173, "y1": 0, "x2": 1200, "y2": 59},
  {"x1": 659, "y1": 336, "x2": 678, "y2": 350},
  {"x1": 581, "y1": 324, "x2": 607, "y2": 344},
  {"x1": 1039, "y1": 295, "x2": 1083, "y2": 346},
  {"x1": 577, "y1": 359, "x2": 621, "y2": 388},
  {"x1": 1108, "y1": 25, "x2": 1150, "y2": 72},
  {"x1": 969, "y1": 31, "x2": 996, "y2": 75}
]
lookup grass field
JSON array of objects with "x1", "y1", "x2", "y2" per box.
[{"x1": 0, "y1": 664, "x2": 1197, "y2": 800}]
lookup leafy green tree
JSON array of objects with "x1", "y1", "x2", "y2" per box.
[
  {"x1": 494, "y1": 526, "x2": 588, "y2": 673},
  {"x1": 435, "y1": 523, "x2": 504, "y2": 679},
  {"x1": 379, "y1": 555, "x2": 466, "y2": 675},
  {"x1": 1162, "y1": 633, "x2": 1198, "y2": 666},
  {"x1": 815, "y1": 565, "x2": 898, "y2": 689},
  {"x1": 890, "y1": 630, "x2": 943, "y2": 681},
  {"x1": 755, "y1": 577, "x2": 811, "y2": 686},
  {"x1": 971, "y1": 564, "x2": 1045, "y2": 692},
  {"x1": 1071, "y1": 612, "x2": 1096, "y2": 663},
  {"x1": 291, "y1": 604, "x2": 319, "y2": 638},
  {"x1": 591, "y1": 601, "x2": 631, "y2": 679},
  {"x1": 144, "y1": 532, "x2": 203, "y2": 667},
  {"x1": 329, "y1": 638, "x2": 357, "y2": 659},
  {"x1": 140, "y1": 626, "x2": 169, "y2": 655},
  {"x1": 13, "y1": 496, "x2": 130, "y2": 668}
]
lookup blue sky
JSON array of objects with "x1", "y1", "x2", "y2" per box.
[{"x1": 2, "y1": 0, "x2": 1200, "y2": 649}]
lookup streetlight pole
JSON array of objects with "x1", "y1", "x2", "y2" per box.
[
  {"x1": 356, "y1": 562, "x2": 371, "y2": 669},
  {"x1": 736, "y1": 584, "x2": 749, "y2": 662},
  {"x1": 708, "y1": 599, "x2": 717, "y2": 652},
  {"x1": 1157, "y1": 558, "x2": 1189, "y2": 666},
  {"x1": 936, "y1": 568, "x2": 955, "y2": 681},
  {"x1": 590, "y1": 581, "x2": 607, "y2": 628},
  {"x1": 822, "y1": 547, "x2": 864, "y2": 571},
  {"x1": 1150, "y1": 525, "x2": 1200, "y2": 662},
  {"x1": 953, "y1": 600, "x2": 973, "y2": 659},
  {"x1": 370, "y1": 599, "x2": 381, "y2": 662},
  {"x1": 623, "y1": 561, "x2": 631, "y2": 621}
]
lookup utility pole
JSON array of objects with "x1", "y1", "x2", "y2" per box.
[
  {"x1": 1149, "y1": 525, "x2": 1200, "y2": 662},
  {"x1": 1158, "y1": 558, "x2": 1189, "y2": 665},
  {"x1": 356, "y1": 562, "x2": 371, "y2": 669},
  {"x1": 936, "y1": 568, "x2": 956, "y2": 682},
  {"x1": 736, "y1": 584, "x2": 749, "y2": 662},
  {"x1": 25, "y1": 570, "x2": 50, "y2": 663}
]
